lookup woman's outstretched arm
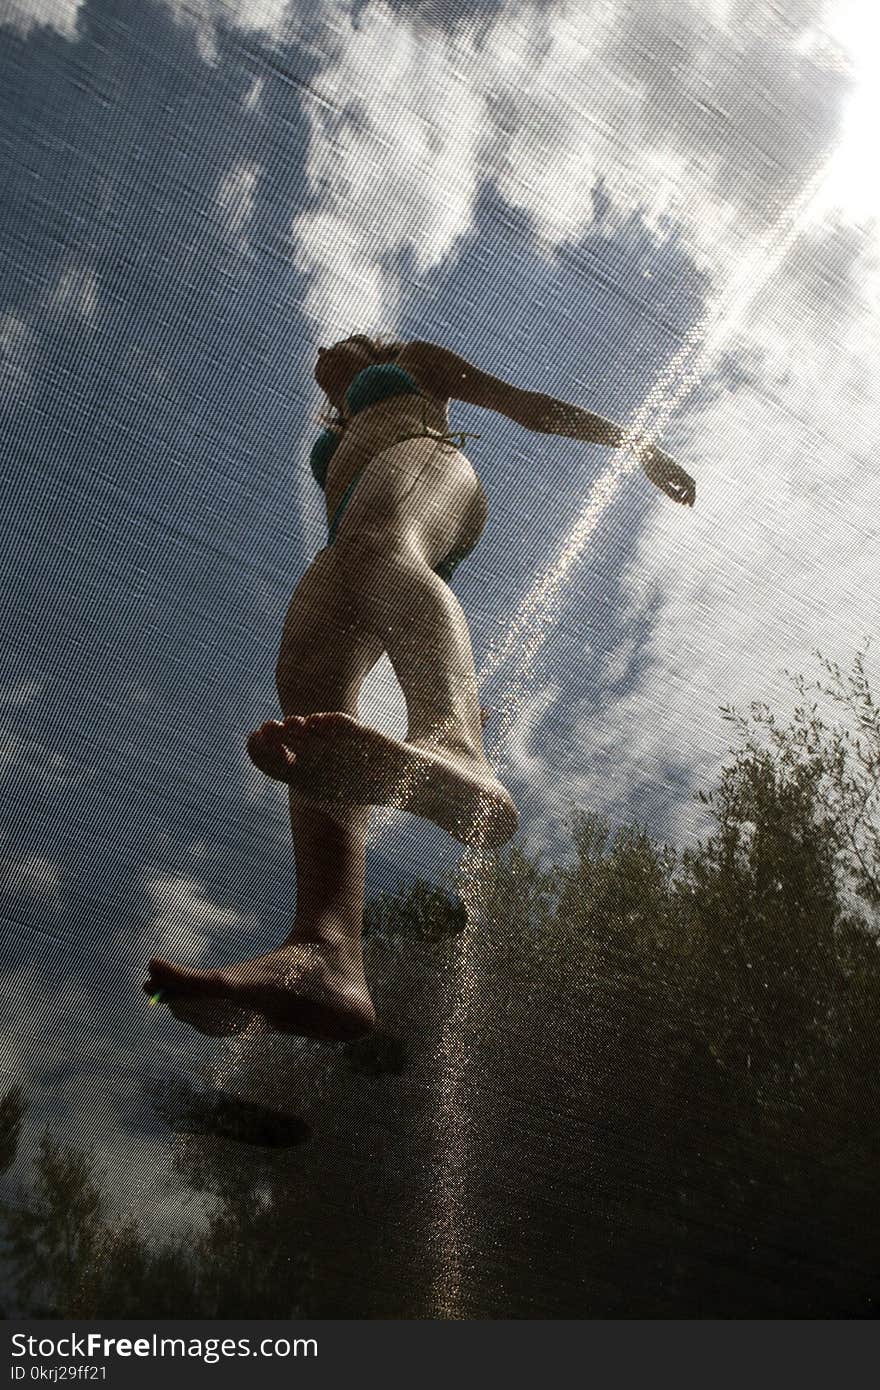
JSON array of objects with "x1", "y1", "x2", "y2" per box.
[
  {"x1": 523, "y1": 394, "x2": 696, "y2": 508},
  {"x1": 399, "y1": 340, "x2": 696, "y2": 507}
]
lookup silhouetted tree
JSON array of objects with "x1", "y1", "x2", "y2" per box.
[
  {"x1": 0, "y1": 1128, "x2": 197, "y2": 1316},
  {"x1": 0, "y1": 1084, "x2": 25, "y2": 1175}
]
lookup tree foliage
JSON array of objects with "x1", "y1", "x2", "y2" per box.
[{"x1": 0, "y1": 1084, "x2": 26, "y2": 1176}]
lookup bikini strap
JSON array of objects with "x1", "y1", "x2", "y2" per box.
[{"x1": 393, "y1": 399, "x2": 481, "y2": 450}]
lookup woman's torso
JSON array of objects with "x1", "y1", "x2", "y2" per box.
[{"x1": 321, "y1": 359, "x2": 454, "y2": 525}]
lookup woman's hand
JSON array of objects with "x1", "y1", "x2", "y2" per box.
[{"x1": 639, "y1": 444, "x2": 696, "y2": 507}]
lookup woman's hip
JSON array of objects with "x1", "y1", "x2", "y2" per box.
[{"x1": 327, "y1": 436, "x2": 487, "y2": 567}]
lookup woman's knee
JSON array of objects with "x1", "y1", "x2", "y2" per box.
[
  {"x1": 274, "y1": 654, "x2": 319, "y2": 711},
  {"x1": 275, "y1": 607, "x2": 381, "y2": 713},
  {"x1": 275, "y1": 658, "x2": 359, "y2": 715},
  {"x1": 275, "y1": 613, "x2": 343, "y2": 710}
]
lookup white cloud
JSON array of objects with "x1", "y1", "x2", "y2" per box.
[
  {"x1": 546, "y1": 231, "x2": 880, "y2": 849},
  {"x1": 356, "y1": 653, "x2": 408, "y2": 738},
  {"x1": 0, "y1": 682, "x2": 41, "y2": 709},
  {"x1": 277, "y1": 0, "x2": 857, "y2": 527},
  {"x1": 598, "y1": 635, "x2": 639, "y2": 688},
  {"x1": 483, "y1": 6, "x2": 726, "y2": 262},
  {"x1": 215, "y1": 159, "x2": 260, "y2": 263},
  {"x1": 162, "y1": 0, "x2": 292, "y2": 67},
  {"x1": 501, "y1": 682, "x2": 561, "y2": 787},
  {"x1": 242, "y1": 74, "x2": 263, "y2": 112},
  {"x1": 801, "y1": 0, "x2": 880, "y2": 230},
  {"x1": 140, "y1": 872, "x2": 262, "y2": 966},
  {"x1": 0, "y1": 311, "x2": 39, "y2": 403},
  {"x1": 0, "y1": 725, "x2": 97, "y2": 789},
  {"x1": 0, "y1": 0, "x2": 82, "y2": 39},
  {"x1": 50, "y1": 260, "x2": 100, "y2": 323}
]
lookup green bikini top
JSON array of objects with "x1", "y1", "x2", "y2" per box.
[{"x1": 309, "y1": 361, "x2": 480, "y2": 490}]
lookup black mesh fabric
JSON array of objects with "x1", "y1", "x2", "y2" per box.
[{"x1": 0, "y1": 0, "x2": 878, "y2": 1319}]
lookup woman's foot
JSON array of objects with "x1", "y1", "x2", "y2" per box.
[
  {"x1": 246, "y1": 712, "x2": 517, "y2": 847},
  {"x1": 143, "y1": 939, "x2": 377, "y2": 1041},
  {"x1": 154, "y1": 995, "x2": 256, "y2": 1038},
  {"x1": 246, "y1": 707, "x2": 494, "y2": 781}
]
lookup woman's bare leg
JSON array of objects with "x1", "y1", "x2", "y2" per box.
[
  {"x1": 143, "y1": 548, "x2": 385, "y2": 1038},
  {"x1": 142, "y1": 440, "x2": 511, "y2": 1031},
  {"x1": 273, "y1": 439, "x2": 517, "y2": 842},
  {"x1": 335, "y1": 438, "x2": 489, "y2": 755}
]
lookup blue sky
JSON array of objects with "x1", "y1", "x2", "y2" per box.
[{"x1": 1, "y1": 0, "x2": 879, "y2": 1246}]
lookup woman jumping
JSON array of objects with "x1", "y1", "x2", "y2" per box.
[{"x1": 143, "y1": 335, "x2": 695, "y2": 1039}]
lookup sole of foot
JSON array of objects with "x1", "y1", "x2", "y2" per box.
[
  {"x1": 248, "y1": 712, "x2": 518, "y2": 847},
  {"x1": 144, "y1": 955, "x2": 376, "y2": 1043},
  {"x1": 150, "y1": 991, "x2": 257, "y2": 1038}
]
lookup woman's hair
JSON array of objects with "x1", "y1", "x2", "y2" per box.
[{"x1": 317, "y1": 333, "x2": 406, "y2": 430}]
